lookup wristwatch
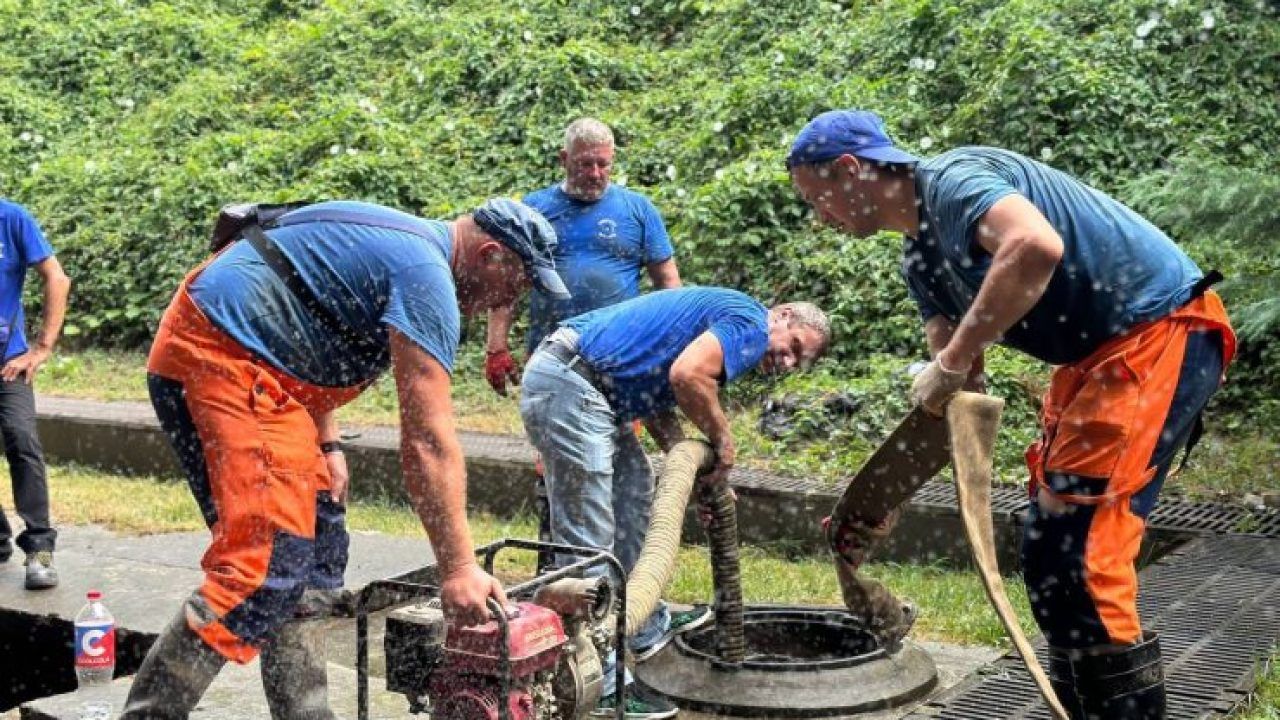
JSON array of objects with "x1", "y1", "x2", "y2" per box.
[{"x1": 319, "y1": 440, "x2": 344, "y2": 455}]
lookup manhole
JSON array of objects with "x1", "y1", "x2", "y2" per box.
[{"x1": 636, "y1": 606, "x2": 937, "y2": 717}]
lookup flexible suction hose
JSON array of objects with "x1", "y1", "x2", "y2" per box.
[
  {"x1": 624, "y1": 440, "x2": 714, "y2": 635},
  {"x1": 698, "y1": 474, "x2": 745, "y2": 664},
  {"x1": 624, "y1": 439, "x2": 746, "y2": 665}
]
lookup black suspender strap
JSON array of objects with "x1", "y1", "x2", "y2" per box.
[
  {"x1": 1189, "y1": 269, "x2": 1224, "y2": 299},
  {"x1": 240, "y1": 224, "x2": 374, "y2": 351}
]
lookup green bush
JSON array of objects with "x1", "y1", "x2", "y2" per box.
[
  {"x1": 729, "y1": 346, "x2": 1045, "y2": 483},
  {"x1": 2, "y1": 0, "x2": 1276, "y2": 411}
]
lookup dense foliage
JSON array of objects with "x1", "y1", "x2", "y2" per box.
[{"x1": 2, "y1": 0, "x2": 1277, "y2": 447}]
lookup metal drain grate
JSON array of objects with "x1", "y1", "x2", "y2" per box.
[
  {"x1": 908, "y1": 534, "x2": 1280, "y2": 719},
  {"x1": 909, "y1": 479, "x2": 1280, "y2": 539}
]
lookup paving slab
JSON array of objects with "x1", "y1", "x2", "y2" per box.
[
  {"x1": 4, "y1": 525, "x2": 1005, "y2": 719},
  {"x1": 20, "y1": 657, "x2": 414, "y2": 720},
  {"x1": 0, "y1": 526, "x2": 434, "y2": 637},
  {"x1": 20, "y1": 631, "x2": 1002, "y2": 720}
]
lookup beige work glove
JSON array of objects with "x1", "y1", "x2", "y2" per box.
[{"x1": 910, "y1": 357, "x2": 969, "y2": 416}]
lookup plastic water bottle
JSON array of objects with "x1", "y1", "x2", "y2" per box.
[{"x1": 74, "y1": 590, "x2": 116, "y2": 720}]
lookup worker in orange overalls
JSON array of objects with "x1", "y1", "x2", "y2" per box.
[
  {"x1": 789, "y1": 110, "x2": 1234, "y2": 719},
  {"x1": 120, "y1": 199, "x2": 570, "y2": 719}
]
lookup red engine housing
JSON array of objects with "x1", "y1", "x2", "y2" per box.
[{"x1": 428, "y1": 602, "x2": 567, "y2": 720}]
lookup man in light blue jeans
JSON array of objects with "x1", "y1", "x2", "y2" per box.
[{"x1": 520, "y1": 287, "x2": 830, "y2": 719}]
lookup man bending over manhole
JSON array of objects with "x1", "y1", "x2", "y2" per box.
[
  {"x1": 520, "y1": 287, "x2": 830, "y2": 719},
  {"x1": 121, "y1": 199, "x2": 569, "y2": 719},
  {"x1": 788, "y1": 109, "x2": 1234, "y2": 719}
]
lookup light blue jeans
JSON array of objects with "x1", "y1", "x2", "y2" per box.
[{"x1": 520, "y1": 331, "x2": 670, "y2": 694}]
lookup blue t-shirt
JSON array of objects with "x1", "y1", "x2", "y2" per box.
[
  {"x1": 0, "y1": 200, "x2": 55, "y2": 362},
  {"x1": 905, "y1": 147, "x2": 1202, "y2": 365},
  {"x1": 565, "y1": 287, "x2": 769, "y2": 422},
  {"x1": 522, "y1": 184, "x2": 674, "y2": 353},
  {"x1": 190, "y1": 201, "x2": 459, "y2": 387}
]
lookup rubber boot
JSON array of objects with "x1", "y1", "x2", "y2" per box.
[
  {"x1": 1048, "y1": 646, "x2": 1087, "y2": 719},
  {"x1": 260, "y1": 619, "x2": 337, "y2": 720},
  {"x1": 119, "y1": 608, "x2": 226, "y2": 719},
  {"x1": 1075, "y1": 632, "x2": 1166, "y2": 720}
]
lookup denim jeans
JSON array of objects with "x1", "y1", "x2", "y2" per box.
[
  {"x1": 0, "y1": 377, "x2": 56, "y2": 554},
  {"x1": 520, "y1": 334, "x2": 669, "y2": 694}
]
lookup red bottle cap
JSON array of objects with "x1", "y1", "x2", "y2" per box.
[{"x1": 87, "y1": 590, "x2": 102, "y2": 602}]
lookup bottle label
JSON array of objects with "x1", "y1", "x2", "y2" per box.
[{"x1": 75, "y1": 622, "x2": 116, "y2": 668}]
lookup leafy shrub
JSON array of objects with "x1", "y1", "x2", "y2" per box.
[
  {"x1": 1, "y1": 0, "x2": 1276, "y2": 412},
  {"x1": 729, "y1": 347, "x2": 1045, "y2": 484}
]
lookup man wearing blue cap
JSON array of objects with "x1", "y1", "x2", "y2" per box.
[
  {"x1": 121, "y1": 198, "x2": 570, "y2": 719},
  {"x1": 521, "y1": 287, "x2": 830, "y2": 719},
  {"x1": 788, "y1": 109, "x2": 1234, "y2": 720}
]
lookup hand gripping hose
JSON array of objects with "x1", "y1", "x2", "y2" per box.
[{"x1": 947, "y1": 392, "x2": 1069, "y2": 720}]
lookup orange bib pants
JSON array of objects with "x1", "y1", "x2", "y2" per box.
[
  {"x1": 1020, "y1": 292, "x2": 1235, "y2": 648},
  {"x1": 147, "y1": 270, "x2": 364, "y2": 663}
]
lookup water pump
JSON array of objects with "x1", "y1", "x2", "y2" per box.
[{"x1": 364, "y1": 539, "x2": 626, "y2": 720}]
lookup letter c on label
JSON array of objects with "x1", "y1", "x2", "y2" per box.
[{"x1": 81, "y1": 629, "x2": 106, "y2": 657}]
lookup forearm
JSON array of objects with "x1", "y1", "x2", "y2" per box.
[
  {"x1": 646, "y1": 258, "x2": 682, "y2": 289},
  {"x1": 942, "y1": 239, "x2": 1056, "y2": 369},
  {"x1": 35, "y1": 272, "x2": 70, "y2": 350},
  {"x1": 313, "y1": 411, "x2": 340, "y2": 444},
  {"x1": 672, "y1": 376, "x2": 731, "y2": 451},
  {"x1": 401, "y1": 431, "x2": 476, "y2": 577},
  {"x1": 486, "y1": 305, "x2": 516, "y2": 352},
  {"x1": 643, "y1": 409, "x2": 686, "y2": 453}
]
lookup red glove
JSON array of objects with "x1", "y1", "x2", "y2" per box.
[{"x1": 485, "y1": 349, "x2": 521, "y2": 396}]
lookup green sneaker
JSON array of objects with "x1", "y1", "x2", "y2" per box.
[
  {"x1": 633, "y1": 605, "x2": 713, "y2": 662},
  {"x1": 591, "y1": 685, "x2": 679, "y2": 719}
]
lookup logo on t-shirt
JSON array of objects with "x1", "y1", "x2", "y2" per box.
[{"x1": 596, "y1": 218, "x2": 618, "y2": 241}]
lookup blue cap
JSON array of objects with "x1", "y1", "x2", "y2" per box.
[
  {"x1": 473, "y1": 198, "x2": 571, "y2": 300},
  {"x1": 786, "y1": 110, "x2": 920, "y2": 168}
]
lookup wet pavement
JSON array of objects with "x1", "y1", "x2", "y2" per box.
[{"x1": 1, "y1": 525, "x2": 1003, "y2": 719}]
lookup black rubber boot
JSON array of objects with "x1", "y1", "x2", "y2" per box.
[
  {"x1": 260, "y1": 619, "x2": 337, "y2": 720},
  {"x1": 1075, "y1": 632, "x2": 1167, "y2": 720},
  {"x1": 119, "y1": 608, "x2": 226, "y2": 719},
  {"x1": 1048, "y1": 646, "x2": 1087, "y2": 719}
]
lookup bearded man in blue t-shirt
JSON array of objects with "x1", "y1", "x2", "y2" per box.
[
  {"x1": 520, "y1": 288, "x2": 829, "y2": 719},
  {"x1": 483, "y1": 117, "x2": 682, "y2": 393},
  {"x1": 789, "y1": 110, "x2": 1234, "y2": 720}
]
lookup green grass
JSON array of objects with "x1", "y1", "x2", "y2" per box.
[
  {"x1": 1239, "y1": 654, "x2": 1280, "y2": 720},
  {"x1": 5, "y1": 460, "x2": 1019, "y2": 646},
  {"x1": 40, "y1": 346, "x2": 523, "y2": 434},
  {"x1": 37, "y1": 349, "x2": 1279, "y2": 502}
]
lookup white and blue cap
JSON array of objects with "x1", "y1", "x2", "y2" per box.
[{"x1": 473, "y1": 198, "x2": 571, "y2": 300}]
